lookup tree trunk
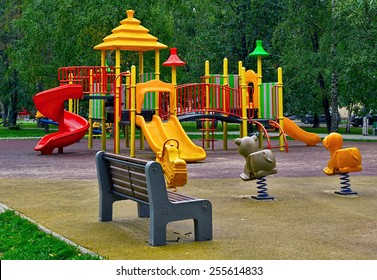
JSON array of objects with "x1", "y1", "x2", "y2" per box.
[
  {"x1": 10, "y1": 70, "x2": 19, "y2": 126},
  {"x1": 330, "y1": 71, "x2": 339, "y2": 132},
  {"x1": 323, "y1": 97, "x2": 331, "y2": 132},
  {"x1": 330, "y1": 0, "x2": 339, "y2": 133},
  {"x1": 318, "y1": 72, "x2": 331, "y2": 132},
  {"x1": 345, "y1": 103, "x2": 353, "y2": 133}
]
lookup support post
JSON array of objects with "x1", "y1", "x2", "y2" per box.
[
  {"x1": 154, "y1": 49, "x2": 160, "y2": 116},
  {"x1": 114, "y1": 49, "x2": 121, "y2": 154},
  {"x1": 240, "y1": 67, "x2": 248, "y2": 137},
  {"x1": 256, "y1": 56, "x2": 263, "y2": 149},
  {"x1": 139, "y1": 51, "x2": 145, "y2": 150},
  {"x1": 130, "y1": 66, "x2": 137, "y2": 158},
  {"x1": 88, "y1": 70, "x2": 94, "y2": 149},
  {"x1": 101, "y1": 50, "x2": 107, "y2": 150},
  {"x1": 277, "y1": 67, "x2": 284, "y2": 152},
  {"x1": 222, "y1": 58, "x2": 228, "y2": 150}
]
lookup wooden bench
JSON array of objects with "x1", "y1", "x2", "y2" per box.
[{"x1": 95, "y1": 151, "x2": 212, "y2": 246}]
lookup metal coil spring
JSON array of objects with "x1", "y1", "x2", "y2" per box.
[
  {"x1": 256, "y1": 177, "x2": 270, "y2": 198},
  {"x1": 339, "y1": 172, "x2": 353, "y2": 193}
]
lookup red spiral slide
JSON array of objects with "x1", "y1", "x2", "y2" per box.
[{"x1": 33, "y1": 84, "x2": 89, "y2": 155}]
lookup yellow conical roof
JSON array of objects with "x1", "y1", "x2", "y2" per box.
[{"x1": 94, "y1": 10, "x2": 167, "y2": 51}]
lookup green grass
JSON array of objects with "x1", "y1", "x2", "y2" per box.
[
  {"x1": 0, "y1": 119, "x2": 57, "y2": 138},
  {"x1": 0, "y1": 210, "x2": 101, "y2": 260},
  {"x1": 1, "y1": 119, "x2": 374, "y2": 140},
  {"x1": 301, "y1": 126, "x2": 367, "y2": 135}
]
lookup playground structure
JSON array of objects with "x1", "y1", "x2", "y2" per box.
[
  {"x1": 322, "y1": 132, "x2": 362, "y2": 196},
  {"x1": 33, "y1": 9, "x2": 322, "y2": 187},
  {"x1": 56, "y1": 10, "x2": 321, "y2": 150}
]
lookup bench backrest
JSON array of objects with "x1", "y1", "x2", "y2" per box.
[{"x1": 96, "y1": 151, "x2": 168, "y2": 205}]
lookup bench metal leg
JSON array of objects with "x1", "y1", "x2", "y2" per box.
[
  {"x1": 194, "y1": 216, "x2": 213, "y2": 241},
  {"x1": 192, "y1": 201, "x2": 213, "y2": 241},
  {"x1": 137, "y1": 203, "x2": 150, "y2": 218},
  {"x1": 99, "y1": 193, "x2": 123, "y2": 221},
  {"x1": 149, "y1": 218, "x2": 167, "y2": 246},
  {"x1": 148, "y1": 201, "x2": 212, "y2": 246}
]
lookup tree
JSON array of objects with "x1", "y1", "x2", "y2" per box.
[
  {"x1": 2, "y1": 0, "x2": 375, "y2": 130},
  {"x1": 0, "y1": 0, "x2": 23, "y2": 126},
  {"x1": 273, "y1": 0, "x2": 333, "y2": 129},
  {"x1": 7, "y1": 0, "x2": 128, "y2": 117},
  {"x1": 274, "y1": 0, "x2": 377, "y2": 132}
]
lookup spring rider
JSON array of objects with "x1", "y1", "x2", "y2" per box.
[
  {"x1": 323, "y1": 132, "x2": 362, "y2": 195},
  {"x1": 156, "y1": 139, "x2": 187, "y2": 192},
  {"x1": 235, "y1": 136, "x2": 277, "y2": 200}
]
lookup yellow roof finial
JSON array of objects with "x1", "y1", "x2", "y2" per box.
[{"x1": 126, "y1": 10, "x2": 134, "y2": 19}]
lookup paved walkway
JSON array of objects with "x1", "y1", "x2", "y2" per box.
[{"x1": 0, "y1": 137, "x2": 376, "y2": 259}]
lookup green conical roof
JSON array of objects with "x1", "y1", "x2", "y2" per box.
[{"x1": 249, "y1": 40, "x2": 269, "y2": 57}]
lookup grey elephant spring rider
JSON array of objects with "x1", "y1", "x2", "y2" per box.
[{"x1": 235, "y1": 136, "x2": 277, "y2": 200}]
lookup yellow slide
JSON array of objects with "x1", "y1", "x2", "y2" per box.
[
  {"x1": 283, "y1": 117, "x2": 321, "y2": 146},
  {"x1": 135, "y1": 114, "x2": 206, "y2": 162}
]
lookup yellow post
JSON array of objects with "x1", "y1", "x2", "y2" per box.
[
  {"x1": 101, "y1": 50, "x2": 107, "y2": 150},
  {"x1": 240, "y1": 67, "x2": 248, "y2": 137},
  {"x1": 139, "y1": 51, "x2": 144, "y2": 81},
  {"x1": 204, "y1": 61, "x2": 210, "y2": 149},
  {"x1": 88, "y1": 70, "x2": 93, "y2": 149},
  {"x1": 114, "y1": 48, "x2": 121, "y2": 154},
  {"x1": 238, "y1": 60, "x2": 243, "y2": 95},
  {"x1": 249, "y1": 40, "x2": 269, "y2": 149},
  {"x1": 68, "y1": 72, "x2": 79, "y2": 114},
  {"x1": 155, "y1": 49, "x2": 160, "y2": 80},
  {"x1": 277, "y1": 67, "x2": 284, "y2": 152},
  {"x1": 256, "y1": 56, "x2": 263, "y2": 120},
  {"x1": 130, "y1": 66, "x2": 137, "y2": 157},
  {"x1": 238, "y1": 61, "x2": 245, "y2": 137},
  {"x1": 256, "y1": 56, "x2": 264, "y2": 148},
  {"x1": 139, "y1": 51, "x2": 144, "y2": 150},
  {"x1": 124, "y1": 74, "x2": 131, "y2": 148},
  {"x1": 205, "y1": 61, "x2": 210, "y2": 105},
  {"x1": 68, "y1": 73, "x2": 73, "y2": 113},
  {"x1": 74, "y1": 99, "x2": 79, "y2": 114},
  {"x1": 171, "y1": 65, "x2": 177, "y2": 116},
  {"x1": 222, "y1": 58, "x2": 228, "y2": 150},
  {"x1": 154, "y1": 49, "x2": 160, "y2": 115}
]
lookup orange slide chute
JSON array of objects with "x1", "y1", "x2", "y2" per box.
[
  {"x1": 283, "y1": 117, "x2": 321, "y2": 146},
  {"x1": 33, "y1": 85, "x2": 89, "y2": 155}
]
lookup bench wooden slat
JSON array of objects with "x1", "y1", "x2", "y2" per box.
[
  {"x1": 108, "y1": 162, "x2": 149, "y2": 202},
  {"x1": 112, "y1": 183, "x2": 149, "y2": 202},
  {"x1": 167, "y1": 191, "x2": 196, "y2": 202},
  {"x1": 110, "y1": 169, "x2": 148, "y2": 190}
]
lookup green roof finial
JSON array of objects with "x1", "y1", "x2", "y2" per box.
[{"x1": 249, "y1": 40, "x2": 269, "y2": 57}]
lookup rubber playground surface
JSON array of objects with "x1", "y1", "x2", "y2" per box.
[{"x1": 0, "y1": 137, "x2": 376, "y2": 260}]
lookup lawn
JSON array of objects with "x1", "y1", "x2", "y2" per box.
[
  {"x1": 0, "y1": 119, "x2": 57, "y2": 138},
  {"x1": 0, "y1": 210, "x2": 100, "y2": 260},
  {"x1": 0, "y1": 118, "x2": 374, "y2": 140}
]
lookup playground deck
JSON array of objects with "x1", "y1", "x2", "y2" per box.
[{"x1": 0, "y1": 138, "x2": 377, "y2": 259}]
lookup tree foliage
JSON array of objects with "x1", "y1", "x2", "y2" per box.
[{"x1": 0, "y1": 0, "x2": 376, "y2": 132}]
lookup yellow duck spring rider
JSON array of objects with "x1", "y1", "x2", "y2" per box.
[{"x1": 323, "y1": 132, "x2": 362, "y2": 195}]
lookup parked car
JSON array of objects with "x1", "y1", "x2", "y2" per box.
[
  {"x1": 350, "y1": 114, "x2": 377, "y2": 127},
  {"x1": 301, "y1": 114, "x2": 326, "y2": 124},
  {"x1": 301, "y1": 111, "x2": 342, "y2": 125}
]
